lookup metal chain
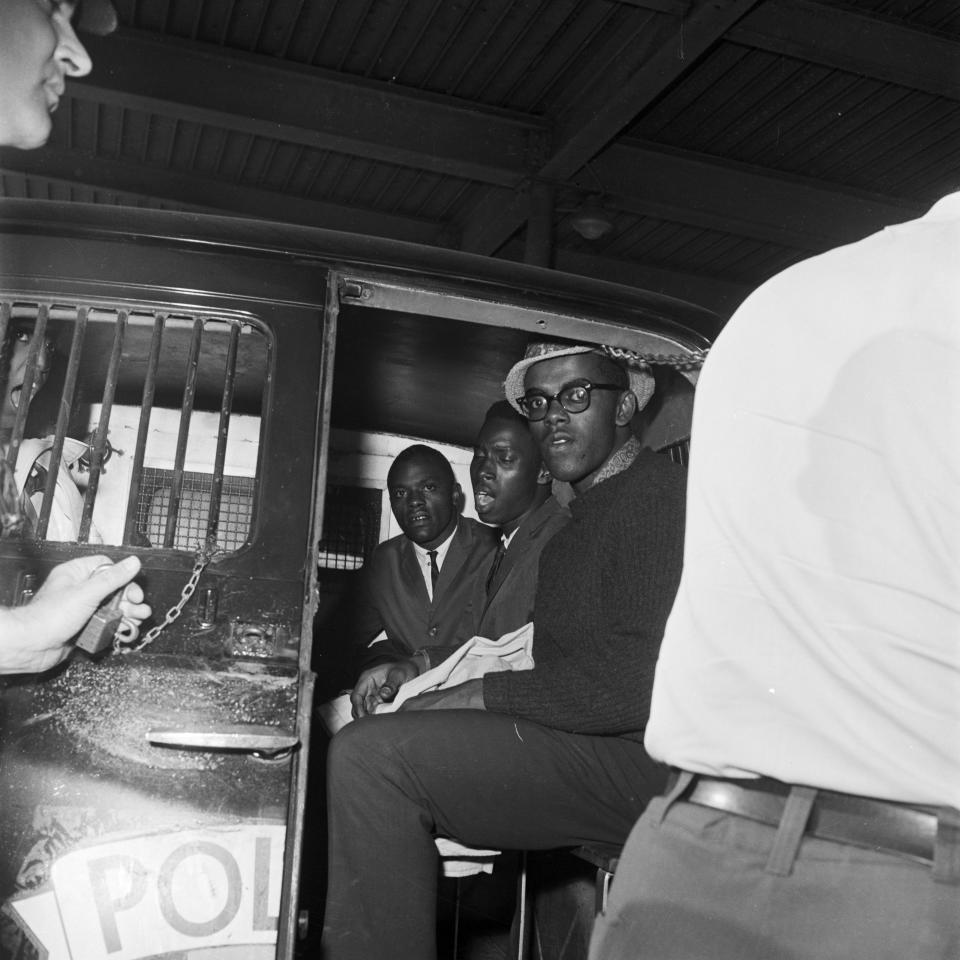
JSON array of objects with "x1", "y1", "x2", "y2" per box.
[
  {"x1": 601, "y1": 343, "x2": 710, "y2": 370},
  {"x1": 113, "y1": 543, "x2": 217, "y2": 655}
]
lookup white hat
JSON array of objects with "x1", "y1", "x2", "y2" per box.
[{"x1": 504, "y1": 341, "x2": 655, "y2": 415}]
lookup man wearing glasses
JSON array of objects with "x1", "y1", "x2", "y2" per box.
[{"x1": 323, "y1": 341, "x2": 687, "y2": 960}]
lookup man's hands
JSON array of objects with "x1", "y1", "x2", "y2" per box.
[
  {"x1": 398, "y1": 678, "x2": 485, "y2": 712},
  {"x1": 351, "y1": 658, "x2": 420, "y2": 719},
  {"x1": 2, "y1": 555, "x2": 151, "y2": 675}
]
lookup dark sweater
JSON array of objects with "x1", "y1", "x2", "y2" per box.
[{"x1": 482, "y1": 449, "x2": 686, "y2": 740}]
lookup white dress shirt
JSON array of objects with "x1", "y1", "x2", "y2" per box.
[
  {"x1": 411, "y1": 524, "x2": 457, "y2": 601},
  {"x1": 646, "y1": 192, "x2": 960, "y2": 808}
]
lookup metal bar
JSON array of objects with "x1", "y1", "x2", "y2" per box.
[
  {"x1": 36, "y1": 306, "x2": 88, "y2": 540},
  {"x1": 163, "y1": 317, "x2": 203, "y2": 548},
  {"x1": 123, "y1": 314, "x2": 165, "y2": 545},
  {"x1": 205, "y1": 321, "x2": 240, "y2": 546},
  {"x1": 0, "y1": 302, "x2": 10, "y2": 420},
  {"x1": 6, "y1": 304, "x2": 49, "y2": 469},
  {"x1": 277, "y1": 670, "x2": 315, "y2": 960},
  {"x1": 79, "y1": 310, "x2": 127, "y2": 542}
]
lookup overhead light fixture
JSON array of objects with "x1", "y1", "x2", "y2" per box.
[{"x1": 569, "y1": 194, "x2": 613, "y2": 241}]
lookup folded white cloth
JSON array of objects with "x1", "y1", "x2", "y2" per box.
[
  {"x1": 315, "y1": 622, "x2": 535, "y2": 738},
  {"x1": 434, "y1": 837, "x2": 502, "y2": 877},
  {"x1": 376, "y1": 621, "x2": 534, "y2": 713}
]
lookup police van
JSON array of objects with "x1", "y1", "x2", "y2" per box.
[{"x1": 0, "y1": 199, "x2": 715, "y2": 960}]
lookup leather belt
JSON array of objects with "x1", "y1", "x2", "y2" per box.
[{"x1": 683, "y1": 775, "x2": 940, "y2": 865}]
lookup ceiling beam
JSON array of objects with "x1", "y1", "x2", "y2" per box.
[
  {"x1": 73, "y1": 32, "x2": 547, "y2": 187},
  {"x1": 731, "y1": 0, "x2": 960, "y2": 101},
  {"x1": 0, "y1": 149, "x2": 446, "y2": 245},
  {"x1": 577, "y1": 139, "x2": 923, "y2": 250},
  {"x1": 459, "y1": 0, "x2": 763, "y2": 257}
]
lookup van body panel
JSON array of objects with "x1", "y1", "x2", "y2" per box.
[{"x1": 0, "y1": 199, "x2": 714, "y2": 959}]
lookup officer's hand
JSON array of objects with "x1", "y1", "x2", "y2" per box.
[
  {"x1": 2, "y1": 555, "x2": 150, "y2": 675},
  {"x1": 350, "y1": 658, "x2": 420, "y2": 719}
]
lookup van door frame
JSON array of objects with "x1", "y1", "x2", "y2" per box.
[{"x1": 335, "y1": 269, "x2": 706, "y2": 380}]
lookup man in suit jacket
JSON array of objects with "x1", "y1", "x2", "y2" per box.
[
  {"x1": 471, "y1": 401, "x2": 569, "y2": 640},
  {"x1": 350, "y1": 444, "x2": 496, "y2": 717}
]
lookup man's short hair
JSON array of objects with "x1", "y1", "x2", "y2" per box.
[
  {"x1": 482, "y1": 400, "x2": 529, "y2": 428},
  {"x1": 388, "y1": 444, "x2": 456, "y2": 486}
]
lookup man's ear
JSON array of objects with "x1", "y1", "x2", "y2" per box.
[
  {"x1": 452, "y1": 482, "x2": 464, "y2": 513},
  {"x1": 536, "y1": 465, "x2": 552, "y2": 486},
  {"x1": 615, "y1": 390, "x2": 638, "y2": 427}
]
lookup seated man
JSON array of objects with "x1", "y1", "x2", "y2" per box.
[
  {"x1": 350, "y1": 443, "x2": 496, "y2": 718},
  {"x1": 471, "y1": 400, "x2": 569, "y2": 639},
  {"x1": 367, "y1": 400, "x2": 570, "y2": 703},
  {"x1": 323, "y1": 340, "x2": 686, "y2": 960}
]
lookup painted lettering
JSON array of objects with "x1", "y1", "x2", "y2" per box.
[
  {"x1": 87, "y1": 854, "x2": 148, "y2": 953},
  {"x1": 157, "y1": 841, "x2": 242, "y2": 937},
  {"x1": 253, "y1": 835, "x2": 279, "y2": 931}
]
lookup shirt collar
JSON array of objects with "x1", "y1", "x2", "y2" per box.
[
  {"x1": 581, "y1": 435, "x2": 643, "y2": 492},
  {"x1": 411, "y1": 520, "x2": 458, "y2": 564}
]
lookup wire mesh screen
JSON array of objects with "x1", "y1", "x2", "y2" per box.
[
  {"x1": 316, "y1": 485, "x2": 382, "y2": 571},
  {"x1": 135, "y1": 467, "x2": 254, "y2": 551}
]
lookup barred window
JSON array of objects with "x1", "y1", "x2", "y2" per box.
[{"x1": 0, "y1": 301, "x2": 268, "y2": 552}]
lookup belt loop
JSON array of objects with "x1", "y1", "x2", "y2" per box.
[
  {"x1": 655, "y1": 769, "x2": 696, "y2": 825},
  {"x1": 933, "y1": 807, "x2": 960, "y2": 884},
  {"x1": 765, "y1": 785, "x2": 817, "y2": 877}
]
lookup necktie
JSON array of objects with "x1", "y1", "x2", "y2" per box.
[
  {"x1": 486, "y1": 541, "x2": 507, "y2": 594},
  {"x1": 428, "y1": 550, "x2": 440, "y2": 592}
]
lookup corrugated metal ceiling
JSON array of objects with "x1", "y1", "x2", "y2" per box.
[{"x1": 1, "y1": 0, "x2": 957, "y2": 320}]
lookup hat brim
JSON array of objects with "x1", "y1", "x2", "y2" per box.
[
  {"x1": 504, "y1": 344, "x2": 655, "y2": 414},
  {"x1": 504, "y1": 345, "x2": 596, "y2": 412}
]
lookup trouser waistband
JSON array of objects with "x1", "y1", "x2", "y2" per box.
[{"x1": 662, "y1": 770, "x2": 960, "y2": 882}]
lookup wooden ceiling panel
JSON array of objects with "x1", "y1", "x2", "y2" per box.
[
  {"x1": 2, "y1": 0, "x2": 958, "y2": 324},
  {"x1": 811, "y1": 0, "x2": 960, "y2": 39}
]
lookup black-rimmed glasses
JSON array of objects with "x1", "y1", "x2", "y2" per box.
[{"x1": 517, "y1": 380, "x2": 623, "y2": 421}]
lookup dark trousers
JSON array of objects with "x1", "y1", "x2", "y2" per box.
[{"x1": 321, "y1": 710, "x2": 664, "y2": 960}]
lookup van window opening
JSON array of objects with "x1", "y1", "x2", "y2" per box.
[{"x1": 0, "y1": 300, "x2": 269, "y2": 551}]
